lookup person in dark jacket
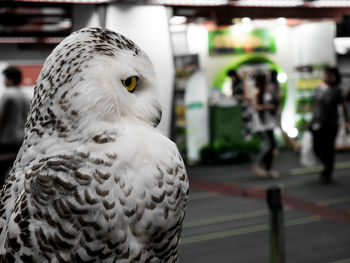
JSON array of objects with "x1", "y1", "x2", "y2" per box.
[{"x1": 310, "y1": 66, "x2": 348, "y2": 184}]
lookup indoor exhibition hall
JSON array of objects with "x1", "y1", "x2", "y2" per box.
[{"x1": 0, "y1": 0, "x2": 350, "y2": 263}]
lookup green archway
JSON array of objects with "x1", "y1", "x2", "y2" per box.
[
  {"x1": 212, "y1": 53, "x2": 287, "y2": 109},
  {"x1": 213, "y1": 54, "x2": 285, "y2": 88},
  {"x1": 208, "y1": 54, "x2": 287, "y2": 159}
]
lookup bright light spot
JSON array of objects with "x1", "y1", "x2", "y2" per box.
[
  {"x1": 152, "y1": 0, "x2": 229, "y2": 5},
  {"x1": 242, "y1": 17, "x2": 251, "y2": 24},
  {"x1": 313, "y1": 0, "x2": 350, "y2": 7},
  {"x1": 277, "y1": 72, "x2": 287, "y2": 83},
  {"x1": 237, "y1": 0, "x2": 303, "y2": 7},
  {"x1": 287, "y1": 127, "x2": 298, "y2": 138},
  {"x1": 241, "y1": 17, "x2": 252, "y2": 32},
  {"x1": 170, "y1": 16, "x2": 187, "y2": 25},
  {"x1": 334, "y1": 37, "x2": 350, "y2": 55},
  {"x1": 277, "y1": 17, "x2": 286, "y2": 25}
]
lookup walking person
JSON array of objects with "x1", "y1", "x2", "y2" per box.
[
  {"x1": 0, "y1": 66, "x2": 31, "y2": 187},
  {"x1": 251, "y1": 72, "x2": 280, "y2": 178},
  {"x1": 310, "y1": 66, "x2": 348, "y2": 184},
  {"x1": 269, "y1": 70, "x2": 282, "y2": 125}
]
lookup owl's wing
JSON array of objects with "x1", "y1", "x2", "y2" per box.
[
  {"x1": 0, "y1": 175, "x2": 34, "y2": 262},
  {"x1": 0, "y1": 147, "x2": 189, "y2": 262},
  {"x1": 0, "y1": 182, "x2": 12, "y2": 255},
  {"x1": 0, "y1": 155, "x2": 116, "y2": 262},
  {"x1": 137, "y1": 149, "x2": 189, "y2": 262}
]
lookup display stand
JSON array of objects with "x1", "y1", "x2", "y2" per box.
[{"x1": 171, "y1": 54, "x2": 199, "y2": 162}]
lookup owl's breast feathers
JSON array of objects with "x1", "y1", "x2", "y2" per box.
[{"x1": 0, "y1": 127, "x2": 189, "y2": 262}]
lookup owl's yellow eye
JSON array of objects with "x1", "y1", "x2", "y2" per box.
[{"x1": 122, "y1": 76, "x2": 138, "y2": 93}]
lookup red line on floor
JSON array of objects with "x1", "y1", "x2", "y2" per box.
[{"x1": 189, "y1": 180, "x2": 350, "y2": 225}]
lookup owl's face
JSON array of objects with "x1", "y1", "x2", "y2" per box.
[
  {"x1": 29, "y1": 28, "x2": 162, "y2": 135},
  {"x1": 78, "y1": 44, "x2": 162, "y2": 128}
]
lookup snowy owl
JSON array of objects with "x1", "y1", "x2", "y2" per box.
[{"x1": 0, "y1": 27, "x2": 189, "y2": 262}]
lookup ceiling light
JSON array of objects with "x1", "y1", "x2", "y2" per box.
[
  {"x1": 237, "y1": 0, "x2": 303, "y2": 7},
  {"x1": 334, "y1": 37, "x2": 350, "y2": 55},
  {"x1": 313, "y1": 0, "x2": 350, "y2": 7},
  {"x1": 170, "y1": 16, "x2": 187, "y2": 25},
  {"x1": 242, "y1": 17, "x2": 251, "y2": 24},
  {"x1": 241, "y1": 17, "x2": 252, "y2": 32},
  {"x1": 277, "y1": 17, "x2": 287, "y2": 25},
  {"x1": 151, "y1": 0, "x2": 228, "y2": 5}
]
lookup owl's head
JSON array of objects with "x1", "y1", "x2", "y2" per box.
[{"x1": 28, "y1": 27, "x2": 162, "y2": 138}]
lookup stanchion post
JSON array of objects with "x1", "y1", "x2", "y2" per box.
[{"x1": 267, "y1": 187, "x2": 285, "y2": 263}]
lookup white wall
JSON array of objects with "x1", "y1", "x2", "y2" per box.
[
  {"x1": 106, "y1": 4, "x2": 175, "y2": 136},
  {"x1": 271, "y1": 24, "x2": 295, "y2": 132},
  {"x1": 171, "y1": 30, "x2": 189, "y2": 55},
  {"x1": 292, "y1": 21, "x2": 336, "y2": 67}
]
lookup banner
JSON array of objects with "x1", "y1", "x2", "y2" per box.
[{"x1": 209, "y1": 27, "x2": 276, "y2": 55}]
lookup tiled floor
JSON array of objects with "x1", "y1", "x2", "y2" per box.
[{"x1": 179, "y1": 150, "x2": 350, "y2": 263}]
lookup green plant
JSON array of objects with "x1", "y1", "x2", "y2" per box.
[{"x1": 200, "y1": 135, "x2": 260, "y2": 164}]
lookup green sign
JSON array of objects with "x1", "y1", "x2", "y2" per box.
[{"x1": 209, "y1": 27, "x2": 276, "y2": 55}]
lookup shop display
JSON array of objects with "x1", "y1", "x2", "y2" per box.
[
  {"x1": 293, "y1": 72, "x2": 323, "y2": 133},
  {"x1": 172, "y1": 54, "x2": 199, "y2": 161},
  {"x1": 202, "y1": 56, "x2": 287, "y2": 164}
]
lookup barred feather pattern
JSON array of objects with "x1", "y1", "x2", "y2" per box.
[{"x1": 0, "y1": 27, "x2": 189, "y2": 263}]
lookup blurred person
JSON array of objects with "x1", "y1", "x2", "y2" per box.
[
  {"x1": 310, "y1": 66, "x2": 348, "y2": 184},
  {"x1": 227, "y1": 69, "x2": 245, "y2": 104},
  {"x1": 269, "y1": 70, "x2": 282, "y2": 124},
  {"x1": 0, "y1": 66, "x2": 30, "y2": 187},
  {"x1": 251, "y1": 72, "x2": 280, "y2": 178},
  {"x1": 345, "y1": 88, "x2": 350, "y2": 132},
  {"x1": 346, "y1": 87, "x2": 350, "y2": 102},
  {"x1": 227, "y1": 69, "x2": 252, "y2": 140}
]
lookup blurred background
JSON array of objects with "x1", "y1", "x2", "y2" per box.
[{"x1": 1, "y1": 0, "x2": 350, "y2": 262}]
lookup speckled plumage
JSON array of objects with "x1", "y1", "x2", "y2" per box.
[{"x1": 0, "y1": 27, "x2": 189, "y2": 263}]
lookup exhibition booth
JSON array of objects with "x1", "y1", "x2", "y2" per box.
[{"x1": 171, "y1": 18, "x2": 350, "y2": 163}]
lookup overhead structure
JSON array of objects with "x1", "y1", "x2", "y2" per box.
[
  {"x1": 2, "y1": 0, "x2": 350, "y2": 44},
  {"x1": 159, "y1": 0, "x2": 350, "y2": 25}
]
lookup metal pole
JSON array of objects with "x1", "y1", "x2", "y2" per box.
[{"x1": 267, "y1": 187, "x2": 285, "y2": 263}]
